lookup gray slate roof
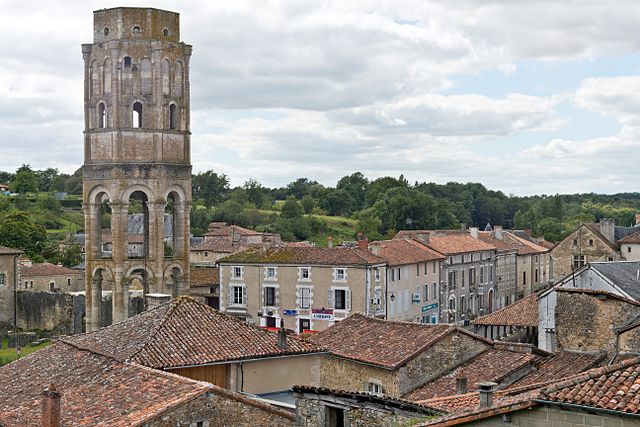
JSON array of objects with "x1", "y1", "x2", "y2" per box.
[
  {"x1": 615, "y1": 225, "x2": 640, "y2": 242},
  {"x1": 591, "y1": 262, "x2": 640, "y2": 301}
]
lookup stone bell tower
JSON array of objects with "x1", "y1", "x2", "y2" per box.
[{"x1": 82, "y1": 8, "x2": 192, "y2": 331}]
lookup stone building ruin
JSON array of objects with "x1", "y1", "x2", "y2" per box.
[{"x1": 82, "y1": 7, "x2": 192, "y2": 331}]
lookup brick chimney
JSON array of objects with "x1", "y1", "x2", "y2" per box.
[
  {"x1": 477, "y1": 382, "x2": 497, "y2": 408},
  {"x1": 41, "y1": 384, "x2": 61, "y2": 427},
  {"x1": 357, "y1": 233, "x2": 369, "y2": 250},
  {"x1": 469, "y1": 227, "x2": 479, "y2": 240},
  {"x1": 327, "y1": 235, "x2": 333, "y2": 248},
  {"x1": 277, "y1": 325, "x2": 288, "y2": 350},
  {"x1": 494, "y1": 226, "x2": 503, "y2": 241},
  {"x1": 455, "y1": 370, "x2": 467, "y2": 394}
]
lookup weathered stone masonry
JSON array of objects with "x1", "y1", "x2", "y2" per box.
[{"x1": 82, "y1": 8, "x2": 192, "y2": 331}]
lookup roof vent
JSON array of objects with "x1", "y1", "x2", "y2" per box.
[
  {"x1": 277, "y1": 325, "x2": 288, "y2": 350},
  {"x1": 477, "y1": 381, "x2": 497, "y2": 408}
]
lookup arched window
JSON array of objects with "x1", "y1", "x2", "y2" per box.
[
  {"x1": 98, "y1": 103, "x2": 106, "y2": 128},
  {"x1": 169, "y1": 104, "x2": 177, "y2": 130},
  {"x1": 123, "y1": 56, "x2": 131, "y2": 68},
  {"x1": 132, "y1": 102, "x2": 142, "y2": 128},
  {"x1": 163, "y1": 28, "x2": 170, "y2": 36}
]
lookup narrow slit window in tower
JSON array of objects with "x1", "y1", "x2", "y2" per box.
[
  {"x1": 98, "y1": 103, "x2": 106, "y2": 128},
  {"x1": 169, "y1": 104, "x2": 177, "y2": 130},
  {"x1": 132, "y1": 102, "x2": 142, "y2": 128},
  {"x1": 123, "y1": 56, "x2": 131, "y2": 68}
]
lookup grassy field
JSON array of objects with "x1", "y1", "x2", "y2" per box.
[{"x1": 0, "y1": 337, "x2": 50, "y2": 366}]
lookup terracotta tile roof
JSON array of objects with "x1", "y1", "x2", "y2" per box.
[
  {"x1": 292, "y1": 385, "x2": 444, "y2": 416},
  {"x1": 502, "y1": 232, "x2": 549, "y2": 254},
  {"x1": 540, "y1": 357, "x2": 640, "y2": 414},
  {"x1": 307, "y1": 313, "x2": 490, "y2": 370},
  {"x1": 405, "y1": 349, "x2": 541, "y2": 401},
  {"x1": 218, "y1": 246, "x2": 384, "y2": 266},
  {"x1": 477, "y1": 233, "x2": 520, "y2": 252},
  {"x1": 426, "y1": 235, "x2": 495, "y2": 255},
  {"x1": 190, "y1": 267, "x2": 218, "y2": 287},
  {"x1": 205, "y1": 223, "x2": 261, "y2": 237},
  {"x1": 63, "y1": 297, "x2": 321, "y2": 369},
  {"x1": 472, "y1": 294, "x2": 538, "y2": 327},
  {"x1": 369, "y1": 239, "x2": 444, "y2": 266},
  {"x1": 618, "y1": 231, "x2": 640, "y2": 243},
  {"x1": 0, "y1": 341, "x2": 211, "y2": 427},
  {"x1": 509, "y1": 351, "x2": 607, "y2": 388},
  {"x1": 0, "y1": 245, "x2": 22, "y2": 255},
  {"x1": 20, "y1": 262, "x2": 81, "y2": 278}
]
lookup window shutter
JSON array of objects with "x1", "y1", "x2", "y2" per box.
[
  {"x1": 295, "y1": 288, "x2": 300, "y2": 308},
  {"x1": 328, "y1": 289, "x2": 334, "y2": 309},
  {"x1": 227, "y1": 286, "x2": 234, "y2": 305},
  {"x1": 346, "y1": 289, "x2": 351, "y2": 311},
  {"x1": 261, "y1": 288, "x2": 266, "y2": 307},
  {"x1": 242, "y1": 287, "x2": 247, "y2": 305},
  {"x1": 275, "y1": 287, "x2": 280, "y2": 307}
]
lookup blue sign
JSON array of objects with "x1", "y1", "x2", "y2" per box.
[
  {"x1": 421, "y1": 303, "x2": 439, "y2": 312},
  {"x1": 283, "y1": 309, "x2": 297, "y2": 316}
]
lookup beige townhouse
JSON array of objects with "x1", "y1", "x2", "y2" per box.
[
  {"x1": 218, "y1": 247, "x2": 386, "y2": 333},
  {"x1": 501, "y1": 230, "x2": 552, "y2": 296},
  {"x1": 368, "y1": 237, "x2": 444, "y2": 324}
]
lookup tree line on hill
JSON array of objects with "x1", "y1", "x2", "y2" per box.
[{"x1": 1, "y1": 165, "x2": 640, "y2": 255}]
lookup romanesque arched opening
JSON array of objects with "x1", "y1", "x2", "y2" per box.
[{"x1": 127, "y1": 191, "x2": 150, "y2": 259}]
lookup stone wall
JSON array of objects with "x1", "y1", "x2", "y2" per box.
[
  {"x1": 145, "y1": 388, "x2": 294, "y2": 427},
  {"x1": 555, "y1": 291, "x2": 640, "y2": 352},
  {"x1": 318, "y1": 331, "x2": 489, "y2": 398},
  {"x1": 295, "y1": 396, "x2": 429, "y2": 427},
  {"x1": 399, "y1": 331, "x2": 490, "y2": 395},
  {"x1": 468, "y1": 404, "x2": 635, "y2": 427},
  {"x1": 12, "y1": 291, "x2": 144, "y2": 335},
  {"x1": 319, "y1": 355, "x2": 399, "y2": 396},
  {"x1": 619, "y1": 326, "x2": 640, "y2": 353},
  {"x1": 551, "y1": 225, "x2": 619, "y2": 281}
]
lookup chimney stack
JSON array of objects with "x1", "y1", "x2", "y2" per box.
[
  {"x1": 416, "y1": 231, "x2": 430, "y2": 245},
  {"x1": 277, "y1": 325, "x2": 288, "y2": 350},
  {"x1": 477, "y1": 382, "x2": 497, "y2": 408},
  {"x1": 327, "y1": 235, "x2": 333, "y2": 248},
  {"x1": 41, "y1": 384, "x2": 61, "y2": 427},
  {"x1": 455, "y1": 370, "x2": 468, "y2": 394},
  {"x1": 494, "y1": 226, "x2": 503, "y2": 241},
  {"x1": 460, "y1": 223, "x2": 467, "y2": 232},
  {"x1": 469, "y1": 227, "x2": 479, "y2": 240},
  {"x1": 599, "y1": 218, "x2": 616, "y2": 245},
  {"x1": 357, "y1": 233, "x2": 369, "y2": 250}
]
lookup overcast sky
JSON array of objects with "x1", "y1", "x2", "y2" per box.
[{"x1": 1, "y1": 1, "x2": 640, "y2": 195}]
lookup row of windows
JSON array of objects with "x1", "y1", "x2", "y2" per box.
[
  {"x1": 448, "y1": 252, "x2": 492, "y2": 265},
  {"x1": 447, "y1": 265, "x2": 494, "y2": 287},
  {"x1": 231, "y1": 266, "x2": 346, "y2": 282},
  {"x1": 227, "y1": 285, "x2": 351, "y2": 310},
  {"x1": 102, "y1": 26, "x2": 172, "y2": 37},
  {"x1": 96, "y1": 102, "x2": 178, "y2": 130}
]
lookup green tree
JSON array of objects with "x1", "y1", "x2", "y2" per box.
[
  {"x1": 37, "y1": 168, "x2": 59, "y2": 192},
  {"x1": 337, "y1": 172, "x2": 368, "y2": 211},
  {"x1": 10, "y1": 164, "x2": 38, "y2": 194},
  {"x1": 243, "y1": 179, "x2": 267, "y2": 207},
  {"x1": 286, "y1": 178, "x2": 318, "y2": 199},
  {"x1": 365, "y1": 176, "x2": 408, "y2": 207},
  {"x1": 281, "y1": 196, "x2": 303, "y2": 219},
  {"x1": 301, "y1": 195, "x2": 316, "y2": 214},
  {"x1": 320, "y1": 189, "x2": 354, "y2": 216},
  {"x1": 354, "y1": 208, "x2": 383, "y2": 240},
  {"x1": 57, "y1": 243, "x2": 84, "y2": 268},
  {"x1": 0, "y1": 212, "x2": 47, "y2": 260},
  {"x1": 536, "y1": 217, "x2": 567, "y2": 243},
  {"x1": 192, "y1": 171, "x2": 230, "y2": 209}
]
